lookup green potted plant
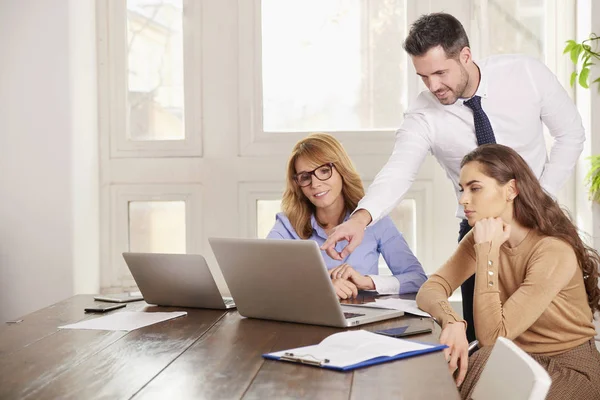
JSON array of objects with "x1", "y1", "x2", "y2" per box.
[{"x1": 564, "y1": 34, "x2": 600, "y2": 201}]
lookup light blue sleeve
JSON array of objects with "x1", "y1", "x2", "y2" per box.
[
  {"x1": 377, "y1": 217, "x2": 427, "y2": 294},
  {"x1": 266, "y1": 213, "x2": 295, "y2": 240}
]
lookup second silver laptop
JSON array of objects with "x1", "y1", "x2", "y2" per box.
[{"x1": 122, "y1": 252, "x2": 235, "y2": 310}]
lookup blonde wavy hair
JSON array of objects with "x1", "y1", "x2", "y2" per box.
[{"x1": 282, "y1": 133, "x2": 365, "y2": 239}]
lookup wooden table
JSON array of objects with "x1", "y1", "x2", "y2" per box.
[{"x1": 0, "y1": 294, "x2": 460, "y2": 399}]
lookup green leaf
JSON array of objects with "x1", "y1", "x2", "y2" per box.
[
  {"x1": 563, "y1": 40, "x2": 577, "y2": 54},
  {"x1": 570, "y1": 71, "x2": 578, "y2": 87},
  {"x1": 587, "y1": 155, "x2": 600, "y2": 202},
  {"x1": 571, "y1": 44, "x2": 583, "y2": 64},
  {"x1": 579, "y1": 68, "x2": 590, "y2": 88}
]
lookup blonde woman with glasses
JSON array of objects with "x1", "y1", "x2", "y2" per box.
[{"x1": 267, "y1": 133, "x2": 426, "y2": 299}]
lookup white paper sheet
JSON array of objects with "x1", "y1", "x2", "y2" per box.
[
  {"x1": 350, "y1": 298, "x2": 431, "y2": 317},
  {"x1": 58, "y1": 311, "x2": 187, "y2": 332}
]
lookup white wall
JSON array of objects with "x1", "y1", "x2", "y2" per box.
[{"x1": 0, "y1": 0, "x2": 99, "y2": 322}]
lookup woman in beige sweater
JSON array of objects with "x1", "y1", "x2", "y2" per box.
[{"x1": 416, "y1": 144, "x2": 600, "y2": 399}]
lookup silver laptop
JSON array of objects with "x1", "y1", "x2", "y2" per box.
[
  {"x1": 208, "y1": 238, "x2": 403, "y2": 327},
  {"x1": 122, "y1": 252, "x2": 235, "y2": 310}
]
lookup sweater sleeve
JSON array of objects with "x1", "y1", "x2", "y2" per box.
[
  {"x1": 473, "y1": 237, "x2": 578, "y2": 347},
  {"x1": 416, "y1": 232, "x2": 477, "y2": 328}
]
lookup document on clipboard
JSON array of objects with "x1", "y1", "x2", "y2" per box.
[{"x1": 263, "y1": 330, "x2": 446, "y2": 371}]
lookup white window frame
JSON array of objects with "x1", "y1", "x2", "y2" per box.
[
  {"x1": 237, "y1": 0, "x2": 421, "y2": 157},
  {"x1": 98, "y1": 0, "x2": 203, "y2": 158},
  {"x1": 104, "y1": 184, "x2": 203, "y2": 291},
  {"x1": 95, "y1": 0, "x2": 578, "y2": 295}
]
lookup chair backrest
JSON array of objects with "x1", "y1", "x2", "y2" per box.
[{"x1": 471, "y1": 337, "x2": 551, "y2": 400}]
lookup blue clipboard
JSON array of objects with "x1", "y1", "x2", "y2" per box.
[{"x1": 263, "y1": 342, "x2": 447, "y2": 372}]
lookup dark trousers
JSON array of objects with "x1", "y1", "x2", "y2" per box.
[{"x1": 458, "y1": 219, "x2": 476, "y2": 343}]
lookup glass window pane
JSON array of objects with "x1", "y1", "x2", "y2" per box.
[
  {"x1": 127, "y1": 0, "x2": 185, "y2": 141},
  {"x1": 257, "y1": 199, "x2": 282, "y2": 238},
  {"x1": 488, "y1": 0, "x2": 545, "y2": 60},
  {"x1": 129, "y1": 201, "x2": 186, "y2": 253},
  {"x1": 261, "y1": 0, "x2": 406, "y2": 132}
]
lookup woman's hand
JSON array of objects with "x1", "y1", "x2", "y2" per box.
[
  {"x1": 329, "y1": 264, "x2": 375, "y2": 290},
  {"x1": 473, "y1": 217, "x2": 510, "y2": 247},
  {"x1": 439, "y1": 321, "x2": 470, "y2": 387},
  {"x1": 332, "y1": 278, "x2": 358, "y2": 299}
]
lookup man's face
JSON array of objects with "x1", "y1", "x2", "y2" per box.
[{"x1": 411, "y1": 45, "x2": 470, "y2": 105}]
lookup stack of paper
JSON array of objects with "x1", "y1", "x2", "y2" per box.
[
  {"x1": 350, "y1": 298, "x2": 431, "y2": 317},
  {"x1": 264, "y1": 330, "x2": 445, "y2": 371}
]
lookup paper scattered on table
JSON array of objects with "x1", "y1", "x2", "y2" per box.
[
  {"x1": 268, "y1": 330, "x2": 435, "y2": 368},
  {"x1": 58, "y1": 311, "x2": 187, "y2": 332},
  {"x1": 351, "y1": 299, "x2": 431, "y2": 317}
]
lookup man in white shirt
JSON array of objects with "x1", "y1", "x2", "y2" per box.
[{"x1": 322, "y1": 13, "x2": 584, "y2": 342}]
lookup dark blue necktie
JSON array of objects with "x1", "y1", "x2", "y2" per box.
[{"x1": 464, "y1": 95, "x2": 496, "y2": 145}]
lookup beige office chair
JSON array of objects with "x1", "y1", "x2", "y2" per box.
[{"x1": 471, "y1": 337, "x2": 551, "y2": 400}]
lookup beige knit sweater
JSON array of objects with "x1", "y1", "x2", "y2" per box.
[{"x1": 416, "y1": 230, "x2": 596, "y2": 355}]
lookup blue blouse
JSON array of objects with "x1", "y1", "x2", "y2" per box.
[{"x1": 267, "y1": 212, "x2": 426, "y2": 294}]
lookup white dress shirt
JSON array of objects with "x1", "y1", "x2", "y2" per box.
[{"x1": 358, "y1": 54, "x2": 585, "y2": 223}]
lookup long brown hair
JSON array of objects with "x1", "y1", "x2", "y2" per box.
[
  {"x1": 461, "y1": 144, "x2": 600, "y2": 314},
  {"x1": 281, "y1": 133, "x2": 365, "y2": 239}
]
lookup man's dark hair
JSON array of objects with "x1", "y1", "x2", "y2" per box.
[{"x1": 403, "y1": 13, "x2": 470, "y2": 58}]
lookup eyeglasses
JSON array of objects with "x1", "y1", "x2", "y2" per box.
[{"x1": 293, "y1": 163, "x2": 335, "y2": 187}]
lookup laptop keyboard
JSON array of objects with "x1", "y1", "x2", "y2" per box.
[{"x1": 343, "y1": 312, "x2": 365, "y2": 319}]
